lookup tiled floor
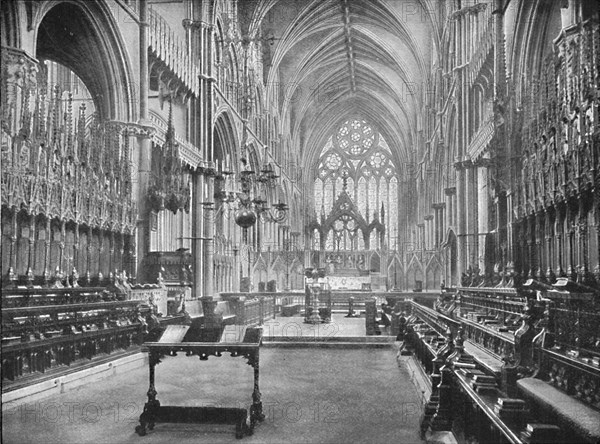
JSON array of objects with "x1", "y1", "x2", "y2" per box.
[{"x1": 2, "y1": 347, "x2": 423, "y2": 444}]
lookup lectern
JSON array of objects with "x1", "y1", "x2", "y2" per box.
[{"x1": 135, "y1": 325, "x2": 264, "y2": 439}]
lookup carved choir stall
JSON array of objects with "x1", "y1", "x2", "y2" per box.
[
  {"x1": 402, "y1": 279, "x2": 600, "y2": 443},
  {"x1": 1, "y1": 49, "x2": 159, "y2": 386},
  {"x1": 397, "y1": 18, "x2": 600, "y2": 443}
]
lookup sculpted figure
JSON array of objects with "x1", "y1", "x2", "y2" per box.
[
  {"x1": 571, "y1": 107, "x2": 581, "y2": 146},
  {"x1": 584, "y1": 95, "x2": 596, "y2": 136},
  {"x1": 561, "y1": 116, "x2": 570, "y2": 155}
]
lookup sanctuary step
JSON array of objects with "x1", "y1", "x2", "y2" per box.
[
  {"x1": 262, "y1": 340, "x2": 394, "y2": 348},
  {"x1": 262, "y1": 335, "x2": 395, "y2": 343}
]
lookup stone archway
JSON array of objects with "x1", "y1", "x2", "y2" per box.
[{"x1": 34, "y1": 1, "x2": 137, "y2": 121}]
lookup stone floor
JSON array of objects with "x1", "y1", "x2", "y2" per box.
[
  {"x1": 263, "y1": 313, "x2": 386, "y2": 339},
  {"x1": 2, "y1": 347, "x2": 424, "y2": 444}
]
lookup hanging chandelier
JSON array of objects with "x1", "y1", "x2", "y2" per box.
[{"x1": 214, "y1": 154, "x2": 288, "y2": 228}]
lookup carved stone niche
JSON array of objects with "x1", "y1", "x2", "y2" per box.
[{"x1": 1, "y1": 47, "x2": 39, "y2": 137}]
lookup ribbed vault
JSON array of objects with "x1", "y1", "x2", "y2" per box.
[{"x1": 246, "y1": 0, "x2": 440, "y2": 180}]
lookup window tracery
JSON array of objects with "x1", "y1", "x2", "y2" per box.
[{"x1": 313, "y1": 119, "x2": 399, "y2": 249}]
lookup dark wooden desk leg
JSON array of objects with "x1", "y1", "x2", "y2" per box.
[
  {"x1": 136, "y1": 351, "x2": 161, "y2": 436},
  {"x1": 235, "y1": 412, "x2": 246, "y2": 439},
  {"x1": 250, "y1": 351, "x2": 265, "y2": 431}
]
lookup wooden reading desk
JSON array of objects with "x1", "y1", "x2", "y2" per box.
[{"x1": 135, "y1": 325, "x2": 264, "y2": 439}]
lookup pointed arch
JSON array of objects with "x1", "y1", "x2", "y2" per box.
[
  {"x1": 33, "y1": 1, "x2": 137, "y2": 121},
  {"x1": 213, "y1": 109, "x2": 240, "y2": 167}
]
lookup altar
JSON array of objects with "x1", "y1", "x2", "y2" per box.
[
  {"x1": 322, "y1": 251, "x2": 372, "y2": 290},
  {"x1": 327, "y1": 275, "x2": 371, "y2": 290}
]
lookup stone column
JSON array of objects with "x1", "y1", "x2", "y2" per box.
[
  {"x1": 465, "y1": 161, "x2": 478, "y2": 270},
  {"x1": 566, "y1": 209, "x2": 577, "y2": 280},
  {"x1": 476, "y1": 159, "x2": 490, "y2": 276},
  {"x1": 418, "y1": 223, "x2": 425, "y2": 251},
  {"x1": 594, "y1": 199, "x2": 600, "y2": 284},
  {"x1": 135, "y1": 0, "x2": 151, "y2": 283},
  {"x1": 545, "y1": 208, "x2": 556, "y2": 282},
  {"x1": 429, "y1": 217, "x2": 434, "y2": 250},
  {"x1": 455, "y1": 160, "x2": 468, "y2": 279},
  {"x1": 433, "y1": 203, "x2": 445, "y2": 248},
  {"x1": 444, "y1": 188, "x2": 455, "y2": 232},
  {"x1": 555, "y1": 203, "x2": 566, "y2": 277},
  {"x1": 425, "y1": 216, "x2": 434, "y2": 250},
  {"x1": 192, "y1": 172, "x2": 204, "y2": 298},
  {"x1": 202, "y1": 174, "x2": 214, "y2": 298},
  {"x1": 505, "y1": 191, "x2": 516, "y2": 278},
  {"x1": 536, "y1": 211, "x2": 546, "y2": 280}
]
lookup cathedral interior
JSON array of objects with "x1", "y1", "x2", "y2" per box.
[{"x1": 1, "y1": 0, "x2": 599, "y2": 443}]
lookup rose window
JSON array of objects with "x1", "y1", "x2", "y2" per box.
[{"x1": 350, "y1": 144, "x2": 363, "y2": 155}]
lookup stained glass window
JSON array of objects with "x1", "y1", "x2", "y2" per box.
[
  {"x1": 326, "y1": 153, "x2": 342, "y2": 170},
  {"x1": 314, "y1": 119, "x2": 399, "y2": 250},
  {"x1": 368, "y1": 176, "x2": 377, "y2": 218},
  {"x1": 381, "y1": 180, "x2": 388, "y2": 231},
  {"x1": 357, "y1": 177, "x2": 366, "y2": 218},
  {"x1": 323, "y1": 178, "x2": 333, "y2": 214},
  {"x1": 370, "y1": 230, "x2": 378, "y2": 250},
  {"x1": 313, "y1": 229, "x2": 320, "y2": 250},
  {"x1": 335, "y1": 176, "x2": 343, "y2": 198},
  {"x1": 314, "y1": 179, "x2": 323, "y2": 210},
  {"x1": 346, "y1": 177, "x2": 355, "y2": 201},
  {"x1": 390, "y1": 178, "x2": 398, "y2": 247},
  {"x1": 325, "y1": 229, "x2": 334, "y2": 250}
]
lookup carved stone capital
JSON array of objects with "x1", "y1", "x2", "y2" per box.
[
  {"x1": 181, "y1": 19, "x2": 204, "y2": 31},
  {"x1": 473, "y1": 157, "x2": 493, "y2": 168},
  {"x1": 444, "y1": 187, "x2": 456, "y2": 196}
]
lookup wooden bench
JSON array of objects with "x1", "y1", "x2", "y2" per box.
[{"x1": 518, "y1": 377, "x2": 600, "y2": 443}]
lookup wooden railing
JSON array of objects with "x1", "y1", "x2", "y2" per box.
[
  {"x1": 411, "y1": 301, "x2": 461, "y2": 337},
  {"x1": 221, "y1": 292, "x2": 304, "y2": 314},
  {"x1": 216, "y1": 294, "x2": 279, "y2": 327}
]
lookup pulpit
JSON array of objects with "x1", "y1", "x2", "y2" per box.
[{"x1": 135, "y1": 325, "x2": 264, "y2": 439}]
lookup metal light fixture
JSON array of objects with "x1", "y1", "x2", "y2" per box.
[{"x1": 214, "y1": 155, "x2": 288, "y2": 229}]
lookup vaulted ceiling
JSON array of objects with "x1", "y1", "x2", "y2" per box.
[{"x1": 243, "y1": 0, "x2": 443, "y2": 174}]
